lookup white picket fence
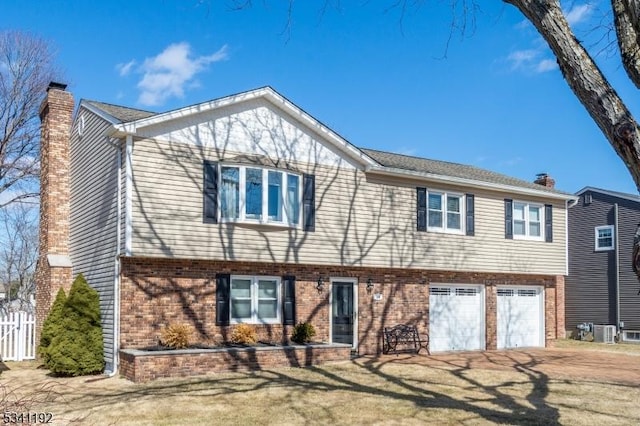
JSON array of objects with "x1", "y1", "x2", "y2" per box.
[{"x1": 0, "y1": 312, "x2": 36, "y2": 361}]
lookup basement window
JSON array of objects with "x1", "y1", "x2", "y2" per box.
[{"x1": 623, "y1": 331, "x2": 640, "y2": 343}]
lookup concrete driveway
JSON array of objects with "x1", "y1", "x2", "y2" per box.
[{"x1": 380, "y1": 346, "x2": 640, "y2": 386}]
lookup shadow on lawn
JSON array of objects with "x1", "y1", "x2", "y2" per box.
[{"x1": 56, "y1": 350, "x2": 639, "y2": 425}]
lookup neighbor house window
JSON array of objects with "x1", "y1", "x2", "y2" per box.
[
  {"x1": 512, "y1": 201, "x2": 543, "y2": 240},
  {"x1": 427, "y1": 191, "x2": 463, "y2": 233},
  {"x1": 230, "y1": 276, "x2": 281, "y2": 324},
  {"x1": 595, "y1": 225, "x2": 615, "y2": 251},
  {"x1": 219, "y1": 165, "x2": 301, "y2": 225}
]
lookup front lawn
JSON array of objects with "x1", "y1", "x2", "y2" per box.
[{"x1": 1, "y1": 347, "x2": 639, "y2": 425}]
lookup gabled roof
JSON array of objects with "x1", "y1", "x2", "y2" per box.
[
  {"x1": 363, "y1": 149, "x2": 569, "y2": 194},
  {"x1": 576, "y1": 186, "x2": 640, "y2": 204},
  {"x1": 363, "y1": 148, "x2": 574, "y2": 200},
  {"x1": 82, "y1": 100, "x2": 156, "y2": 123},
  {"x1": 84, "y1": 87, "x2": 576, "y2": 201}
]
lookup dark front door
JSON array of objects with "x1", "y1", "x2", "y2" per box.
[{"x1": 332, "y1": 282, "x2": 354, "y2": 345}]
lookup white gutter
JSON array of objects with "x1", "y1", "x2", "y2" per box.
[{"x1": 365, "y1": 165, "x2": 577, "y2": 201}]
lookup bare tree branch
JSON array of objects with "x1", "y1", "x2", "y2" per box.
[
  {"x1": 612, "y1": 0, "x2": 640, "y2": 88},
  {"x1": 0, "y1": 31, "x2": 58, "y2": 208}
]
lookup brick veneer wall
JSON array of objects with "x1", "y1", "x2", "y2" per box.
[
  {"x1": 119, "y1": 257, "x2": 564, "y2": 355},
  {"x1": 35, "y1": 84, "x2": 74, "y2": 348},
  {"x1": 119, "y1": 344, "x2": 352, "y2": 382}
]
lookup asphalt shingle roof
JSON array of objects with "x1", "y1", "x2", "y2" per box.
[
  {"x1": 85, "y1": 101, "x2": 157, "y2": 123},
  {"x1": 361, "y1": 148, "x2": 571, "y2": 195},
  {"x1": 85, "y1": 98, "x2": 571, "y2": 196}
]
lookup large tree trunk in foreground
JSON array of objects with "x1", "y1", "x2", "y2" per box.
[{"x1": 504, "y1": 0, "x2": 640, "y2": 192}]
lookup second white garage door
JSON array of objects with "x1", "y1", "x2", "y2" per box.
[
  {"x1": 497, "y1": 286, "x2": 544, "y2": 349},
  {"x1": 429, "y1": 285, "x2": 485, "y2": 352}
]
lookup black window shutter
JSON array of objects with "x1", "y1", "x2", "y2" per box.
[
  {"x1": 545, "y1": 204, "x2": 553, "y2": 243},
  {"x1": 215, "y1": 273, "x2": 230, "y2": 326},
  {"x1": 417, "y1": 187, "x2": 427, "y2": 232},
  {"x1": 303, "y1": 174, "x2": 315, "y2": 232},
  {"x1": 466, "y1": 194, "x2": 475, "y2": 236},
  {"x1": 282, "y1": 275, "x2": 296, "y2": 325},
  {"x1": 504, "y1": 199, "x2": 513, "y2": 239},
  {"x1": 203, "y1": 161, "x2": 218, "y2": 223}
]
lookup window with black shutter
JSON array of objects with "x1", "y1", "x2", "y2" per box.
[
  {"x1": 417, "y1": 187, "x2": 427, "y2": 232},
  {"x1": 505, "y1": 199, "x2": 513, "y2": 239},
  {"x1": 466, "y1": 193, "x2": 475, "y2": 236},
  {"x1": 545, "y1": 204, "x2": 553, "y2": 243},
  {"x1": 203, "y1": 161, "x2": 218, "y2": 223},
  {"x1": 303, "y1": 174, "x2": 315, "y2": 232},
  {"x1": 282, "y1": 275, "x2": 296, "y2": 325},
  {"x1": 215, "y1": 273, "x2": 230, "y2": 325}
]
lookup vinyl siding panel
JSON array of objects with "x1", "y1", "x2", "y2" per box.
[
  {"x1": 69, "y1": 108, "x2": 119, "y2": 368},
  {"x1": 130, "y1": 138, "x2": 567, "y2": 275},
  {"x1": 566, "y1": 193, "x2": 616, "y2": 330},
  {"x1": 616, "y1": 200, "x2": 640, "y2": 330},
  {"x1": 567, "y1": 190, "x2": 640, "y2": 332}
]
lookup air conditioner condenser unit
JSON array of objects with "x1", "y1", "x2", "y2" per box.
[{"x1": 593, "y1": 325, "x2": 616, "y2": 344}]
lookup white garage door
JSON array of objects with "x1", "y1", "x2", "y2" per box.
[
  {"x1": 429, "y1": 285, "x2": 485, "y2": 352},
  {"x1": 497, "y1": 287, "x2": 544, "y2": 349}
]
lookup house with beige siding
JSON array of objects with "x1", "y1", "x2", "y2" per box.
[{"x1": 36, "y1": 83, "x2": 576, "y2": 380}]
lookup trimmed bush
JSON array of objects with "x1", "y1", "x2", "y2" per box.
[
  {"x1": 230, "y1": 324, "x2": 257, "y2": 345},
  {"x1": 291, "y1": 322, "x2": 316, "y2": 344},
  {"x1": 38, "y1": 288, "x2": 67, "y2": 365},
  {"x1": 46, "y1": 274, "x2": 104, "y2": 376},
  {"x1": 160, "y1": 323, "x2": 194, "y2": 349}
]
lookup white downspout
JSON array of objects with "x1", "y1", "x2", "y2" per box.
[
  {"x1": 125, "y1": 135, "x2": 133, "y2": 256},
  {"x1": 107, "y1": 138, "x2": 123, "y2": 377},
  {"x1": 615, "y1": 203, "x2": 621, "y2": 335}
]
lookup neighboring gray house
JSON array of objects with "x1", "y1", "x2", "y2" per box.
[{"x1": 566, "y1": 187, "x2": 640, "y2": 342}]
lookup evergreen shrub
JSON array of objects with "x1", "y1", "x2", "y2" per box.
[
  {"x1": 38, "y1": 288, "x2": 67, "y2": 366},
  {"x1": 46, "y1": 274, "x2": 104, "y2": 376},
  {"x1": 291, "y1": 322, "x2": 316, "y2": 344}
]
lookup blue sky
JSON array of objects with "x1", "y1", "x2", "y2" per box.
[{"x1": 5, "y1": 0, "x2": 639, "y2": 194}]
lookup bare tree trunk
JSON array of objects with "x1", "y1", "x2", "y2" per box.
[
  {"x1": 504, "y1": 0, "x2": 640, "y2": 192},
  {"x1": 612, "y1": 0, "x2": 640, "y2": 88}
]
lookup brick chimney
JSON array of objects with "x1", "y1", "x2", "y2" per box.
[
  {"x1": 35, "y1": 82, "x2": 74, "y2": 348},
  {"x1": 534, "y1": 173, "x2": 555, "y2": 189}
]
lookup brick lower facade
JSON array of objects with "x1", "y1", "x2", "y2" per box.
[
  {"x1": 119, "y1": 344, "x2": 352, "y2": 382},
  {"x1": 119, "y1": 257, "x2": 565, "y2": 359}
]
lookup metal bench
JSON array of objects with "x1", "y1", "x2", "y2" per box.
[{"x1": 382, "y1": 324, "x2": 429, "y2": 355}]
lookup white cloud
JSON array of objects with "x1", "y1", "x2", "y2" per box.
[
  {"x1": 565, "y1": 4, "x2": 594, "y2": 26},
  {"x1": 116, "y1": 60, "x2": 136, "y2": 77},
  {"x1": 536, "y1": 59, "x2": 558, "y2": 73},
  {"x1": 507, "y1": 49, "x2": 539, "y2": 71},
  {"x1": 506, "y1": 49, "x2": 557, "y2": 74},
  {"x1": 136, "y1": 42, "x2": 229, "y2": 106}
]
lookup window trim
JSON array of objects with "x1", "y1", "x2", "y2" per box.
[
  {"x1": 230, "y1": 275, "x2": 282, "y2": 325},
  {"x1": 218, "y1": 164, "x2": 302, "y2": 227},
  {"x1": 511, "y1": 200, "x2": 545, "y2": 241},
  {"x1": 594, "y1": 225, "x2": 615, "y2": 251},
  {"x1": 426, "y1": 190, "x2": 465, "y2": 234}
]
